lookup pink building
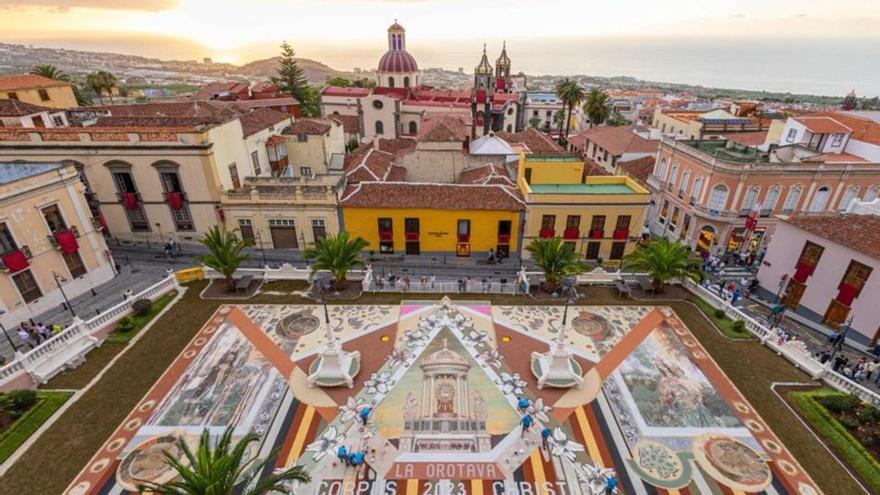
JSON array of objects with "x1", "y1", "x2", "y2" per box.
[{"x1": 756, "y1": 213, "x2": 880, "y2": 346}]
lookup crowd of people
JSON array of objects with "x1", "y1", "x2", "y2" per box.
[
  {"x1": 816, "y1": 344, "x2": 880, "y2": 384},
  {"x1": 14, "y1": 321, "x2": 62, "y2": 350}
]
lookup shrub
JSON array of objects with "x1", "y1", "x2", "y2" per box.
[
  {"x1": 116, "y1": 316, "x2": 136, "y2": 333},
  {"x1": 714, "y1": 308, "x2": 726, "y2": 319},
  {"x1": 731, "y1": 320, "x2": 747, "y2": 334},
  {"x1": 820, "y1": 394, "x2": 859, "y2": 414},
  {"x1": 858, "y1": 406, "x2": 879, "y2": 424},
  {"x1": 840, "y1": 416, "x2": 859, "y2": 430},
  {"x1": 7, "y1": 389, "x2": 37, "y2": 413},
  {"x1": 131, "y1": 298, "x2": 152, "y2": 316}
]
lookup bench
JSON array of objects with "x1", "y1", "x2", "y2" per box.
[{"x1": 235, "y1": 275, "x2": 254, "y2": 295}]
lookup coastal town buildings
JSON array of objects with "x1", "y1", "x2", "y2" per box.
[
  {"x1": 647, "y1": 111, "x2": 880, "y2": 255},
  {"x1": 567, "y1": 126, "x2": 658, "y2": 174},
  {"x1": 756, "y1": 203, "x2": 880, "y2": 346},
  {"x1": 0, "y1": 162, "x2": 113, "y2": 330},
  {"x1": 0, "y1": 74, "x2": 77, "y2": 109},
  {"x1": 0, "y1": 99, "x2": 69, "y2": 128},
  {"x1": 188, "y1": 81, "x2": 301, "y2": 117}
]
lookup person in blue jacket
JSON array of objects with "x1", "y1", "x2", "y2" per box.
[
  {"x1": 358, "y1": 406, "x2": 372, "y2": 425},
  {"x1": 337, "y1": 445, "x2": 349, "y2": 466}
]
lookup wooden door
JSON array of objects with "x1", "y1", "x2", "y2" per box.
[
  {"x1": 785, "y1": 279, "x2": 806, "y2": 310},
  {"x1": 270, "y1": 226, "x2": 298, "y2": 249},
  {"x1": 823, "y1": 299, "x2": 850, "y2": 327}
]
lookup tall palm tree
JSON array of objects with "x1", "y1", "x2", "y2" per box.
[
  {"x1": 96, "y1": 70, "x2": 118, "y2": 103},
  {"x1": 559, "y1": 80, "x2": 584, "y2": 141},
  {"x1": 553, "y1": 78, "x2": 574, "y2": 141},
  {"x1": 526, "y1": 238, "x2": 586, "y2": 293},
  {"x1": 30, "y1": 64, "x2": 69, "y2": 82},
  {"x1": 302, "y1": 231, "x2": 369, "y2": 289},
  {"x1": 583, "y1": 88, "x2": 610, "y2": 128},
  {"x1": 622, "y1": 238, "x2": 701, "y2": 293},
  {"x1": 85, "y1": 72, "x2": 105, "y2": 104},
  {"x1": 137, "y1": 427, "x2": 310, "y2": 494},
  {"x1": 198, "y1": 226, "x2": 252, "y2": 291}
]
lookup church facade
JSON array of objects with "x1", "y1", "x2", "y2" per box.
[{"x1": 320, "y1": 21, "x2": 528, "y2": 142}]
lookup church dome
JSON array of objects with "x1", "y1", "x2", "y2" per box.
[
  {"x1": 378, "y1": 50, "x2": 419, "y2": 73},
  {"x1": 421, "y1": 338, "x2": 469, "y2": 370}
]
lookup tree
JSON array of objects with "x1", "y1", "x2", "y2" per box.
[
  {"x1": 297, "y1": 85, "x2": 322, "y2": 117},
  {"x1": 528, "y1": 115, "x2": 542, "y2": 129},
  {"x1": 583, "y1": 88, "x2": 610, "y2": 128},
  {"x1": 30, "y1": 64, "x2": 69, "y2": 82},
  {"x1": 325, "y1": 76, "x2": 352, "y2": 87},
  {"x1": 551, "y1": 109, "x2": 565, "y2": 130},
  {"x1": 85, "y1": 71, "x2": 118, "y2": 104},
  {"x1": 345, "y1": 137, "x2": 360, "y2": 153},
  {"x1": 554, "y1": 78, "x2": 575, "y2": 141},
  {"x1": 302, "y1": 231, "x2": 369, "y2": 289},
  {"x1": 606, "y1": 111, "x2": 631, "y2": 127},
  {"x1": 272, "y1": 41, "x2": 309, "y2": 103},
  {"x1": 137, "y1": 426, "x2": 309, "y2": 495},
  {"x1": 622, "y1": 238, "x2": 701, "y2": 293},
  {"x1": 557, "y1": 80, "x2": 584, "y2": 141},
  {"x1": 85, "y1": 72, "x2": 105, "y2": 104},
  {"x1": 525, "y1": 238, "x2": 586, "y2": 293},
  {"x1": 198, "y1": 226, "x2": 252, "y2": 291}
]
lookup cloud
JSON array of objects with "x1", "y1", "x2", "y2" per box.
[{"x1": 0, "y1": 0, "x2": 177, "y2": 11}]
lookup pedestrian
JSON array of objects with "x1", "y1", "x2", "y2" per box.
[
  {"x1": 488, "y1": 248, "x2": 495, "y2": 264},
  {"x1": 541, "y1": 427, "x2": 551, "y2": 451},
  {"x1": 420, "y1": 275, "x2": 427, "y2": 290},
  {"x1": 17, "y1": 326, "x2": 34, "y2": 349},
  {"x1": 430, "y1": 274, "x2": 436, "y2": 289},
  {"x1": 403, "y1": 276, "x2": 411, "y2": 291},
  {"x1": 358, "y1": 406, "x2": 372, "y2": 425},
  {"x1": 605, "y1": 474, "x2": 618, "y2": 494},
  {"x1": 521, "y1": 414, "x2": 533, "y2": 436},
  {"x1": 52, "y1": 323, "x2": 63, "y2": 334},
  {"x1": 168, "y1": 238, "x2": 177, "y2": 258},
  {"x1": 481, "y1": 278, "x2": 488, "y2": 292},
  {"x1": 833, "y1": 354, "x2": 846, "y2": 372},
  {"x1": 28, "y1": 326, "x2": 42, "y2": 344},
  {"x1": 866, "y1": 360, "x2": 879, "y2": 381},
  {"x1": 37, "y1": 322, "x2": 52, "y2": 341},
  {"x1": 731, "y1": 289, "x2": 741, "y2": 305},
  {"x1": 517, "y1": 397, "x2": 530, "y2": 411},
  {"x1": 827, "y1": 330, "x2": 840, "y2": 344},
  {"x1": 337, "y1": 444, "x2": 349, "y2": 466},
  {"x1": 457, "y1": 279, "x2": 465, "y2": 293},
  {"x1": 351, "y1": 450, "x2": 365, "y2": 467}
]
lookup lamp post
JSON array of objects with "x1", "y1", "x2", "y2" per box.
[
  {"x1": 52, "y1": 271, "x2": 75, "y2": 318},
  {"x1": 155, "y1": 222, "x2": 163, "y2": 244},
  {"x1": 829, "y1": 315, "x2": 855, "y2": 364},
  {"x1": 0, "y1": 309, "x2": 18, "y2": 353},
  {"x1": 255, "y1": 230, "x2": 268, "y2": 267}
]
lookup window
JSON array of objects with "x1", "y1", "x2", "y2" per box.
[
  {"x1": 809, "y1": 186, "x2": 830, "y2": 212},
  {"x1": 656, "y1": 158, "x2": 668, "y2": 179},
  {"x1": 13, "y1": 270, "x2": 41, "y2": 303},
  {"x1": 740, "y1": 187, "x2": 759, "y2": 215},
  {"x1": 373, "y1": 100, "x2": 384, "y2": 110},
  {"x1": 839, "y1": 186, "x2": 859, "y2": 211},
  {"x1": 159, "y1": 171, "x2": 182, "y2": 193},
  {"x1": 659, "y1": 200, "x2": 670, "y2": 222},
  {"x1": 311, "y1": 219, "x2": 327, "y2": 242},
  {"x1": 403, "y1": 76, "x2": 410, "y2": 88},
  {"x1": 251, "y1": 151, "x2": 261, "y2": 176},
  {"x1": 375, "y1": 120, "x2": 384, "y2": 135},
  {"x1": 615, "y1": 215, "x2": 631, "y2": 231},
  {"x1": 585, "y1": 242, "x2": 601, "y2": 260},
  {"x1": 678, "y1": 171, "x2": 689, "y2": 198},
  {"x1": 378, "y1": 217, "x2": 393, "y2": 253},
  {"x1": 609, "y1": 242, "x2": 626, "y2": 260},
  {"x1": 681, "y1": 214, "x2": 691, "y2": 240},
  {"x1": 296, "y1": 133, "x2": 308, "y2": 143},
  {"x1": 38, "y1": 89, "x2": 50, "y2": 101},
  {"x1": 865, "y1": 186, "x2": 880, "y2": 202},
  {"x1": 300, "y1": 167, "x2": 312, "y2": 177},
  {"x1": 388, "y1": 77, "x2": 395, "y2": 88},
  {"x1": 670, "y1": 207, "x2": 680, "y2": 229},
  {"x1": 667, "y1": 165, "x2": 678, "y2": 191},
  {"x1": 228, "y1": 164, "x2": 241, "y2": 189},
  {"x1": 62, "y1": 251, "x2": 87, "y2": 278},
  {"x1": 457, "y1": 219, "x2": 471, "y2": 238},
  {"x1": 408, "y1": 121, "x2": 417, "y2": 134},
  {"x1": 590, "y1": 215, "x2": 606, "y2": 233},
  {"x1": 238, "y1": 219, "x2": 255, "y2": 242},
  {"x1": 404, "y1": 218, "x2": 420, "y2": 255},
  {"x1": 708, "y1": 185, "x2": 729, "y2": 211},
  {"x1": 783, "y1": 187, "x2": 802, "y2": 213},
  {"x1": 41, "y1": 204, "x2": 67, "y2": 234},
  {"x1": 523, "y1": 168, "x2": 532, "y2": 184},
  {"x1": 52, "y1": 116, "x2": 64, "y2": 126},
  {"x1": 691, "y1": 177, "x2": 703, "y2": 204},
  {"x1": 831, "y1": 133, "x2": 845, "y2": 146},
  {"x1": 0, "y1": 223, "x2": 17, "y2": 254},
  {"x1": 6, "y1": 92, "x2": 18, "y2": 100},
  {"x1": 565, "y1": 215, "x2": 581, "y2": 230},
  {"x1": 763, "y1": 187, "x2": 780, "y2": 216},
  {"x1": 540, "y1": 215, "x2": 556, "y2": 230},
  {"x1": 785, "y1": 128, "x2": 797, "y2": 143}
]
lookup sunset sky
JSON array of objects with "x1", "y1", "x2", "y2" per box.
[{"x1": 1, "y1": 0, "x2": 878, "y2": 64}]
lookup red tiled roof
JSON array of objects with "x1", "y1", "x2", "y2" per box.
[
  {"x1": 417, "y1": 113, "x2": 469, "y2": 142},
  {"x1": 809, "y1": 112, "x2": 880, "y2": 146},
  {"x1": 0, "y1": 74, "x2": 73, "y2": 91},
  {"x1": 784, "y1": 214, "x2": 880, "y2": 261},
  {"x1": 372, "y1": 87, "x2": 410, "y2": 100},
  {"x1": 341, "y1": 182, "x2": 524, "y2": 211},
  {"x1": 724, "y1": 131, "x2": 768, "y2": 147},
  {"x1": 376, "y1": 137, "x2": 416, "y2": 157},
  {"x1": 321, "y1": 86, "x2": 371, "y2": 98},
  {"x1": 458, "y1": 163, "x2": 515, "y2": 186},
  {"x1": 344, "y1": 147, "x2": 397, "y2": 183},
  {"x1": 496, "y1": 128, "x2": 565, "y2": 154},
  {"x1": 239, "y1": 108, "x2": 289, "y2": 137},
  {"x1": 569, "y1": 126, "x2": 657, "y2": 156},
  {"x1": 328, "y1": 114, "x2": 359, "y2": 134},
  {"x1": 90, "y1": 101, "x2": 248, "y2": 123},
  {"x1": 0, "y1": 99, "x2": 54, "y2": 117},
  {"x1": 794, "y1": 116, "x2": 852, "y2": 134},
  {"x1": 582, "y1": 158, "x2": 611, "y2": 177},
  {"x1": 283, "y1": 117, "x2": 333, "y2": 136},
  {"x1": 617, "y1": 156, "x2": 655, "y2": 186},
  {"x1": 190, "y1": 81, "x2": 249, "y2": 100}
]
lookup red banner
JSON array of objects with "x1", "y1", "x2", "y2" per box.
[
  {"x1": 563, "y1": 229, "x2": 579, "y2": 240},
  {"x1": 836, "y1": 283, "x2": 858, "y2": 306},
  {"x1": 613, "y1": 229, "x2": 629, "y2": 240},
  {"x1": 590, "y1": 229, "x2": 603, "y2": 239},
  {"x1": 166, "y1": 191, "x2": 184, "y2": 210},
  {"x1": 121, "y1": 192, "x2": 139, "y2": 210},
  {"x1": 539, "y1": 229, "x2": 554, "y2": 239},
  {"x1": 55, "y1": 229, "x2": 79, "y2": 254},
  {"x1": 744, "y1": 216, "x2": 758, "y2": 231},
  {"x1": 793, "y1": 262, "x2": 812, "y2": 283},
  {"x1": 2, "y1": 249, "x2": 29, "y2": 272}
]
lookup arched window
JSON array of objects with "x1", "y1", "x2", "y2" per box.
[
  {"x1": 809, "y1": 185, "x2": 830, "y2": 212},
  {"x1": 506, "y1": 124, "x2": 513, "y2": 132},
  {"x1": 708, "y1": 184, "x2": 729, "y2": 211},
  {"x1": 656, "y1": 158, "x2": 668, "y2": 179},
  {"x1": 691, "y1": 177, "x2": 703, "y2": 203},
  {"x1": 783, "y1": 186, "x2": 802, "y2": 213},
  {"x1": 839, "y1": 186, "x2": 860, "y2": 210},
  {"x1": 408, "y1": 121, "x2": 417, "y2": 135},
  {"x1": 375, "y1": 120, "x2": 384, "y2": 135},
  {"x1": 763, "y1": 187, "x2": 781, "y2": 215},
  {"x1": 403, "y1": 76, "x2": 410, "y2": 88},
  {"x1": 678, "y1": 170, "x2": 690, "y2": 197},
  {"x1": 388, "y1": 77, "x2": 395, "y2": 88},
  {"x1": 667, "y1": 165, "x2": 678, "y2": 191},
  {"x1": 741, "y1": 187, "x2": 759, "y2": 213},
  {"x1": 865, "y1": 186, "x2": 880, "y2": 202}
]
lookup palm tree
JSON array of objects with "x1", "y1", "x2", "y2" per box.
[
  {"x1": 97, "y1": 70, "x2": 118, "y2": 103},
  {"x1": 583, "y1": 88, "x2": 610, "y2": 128},
  {"x1": 558, "y1": 80, "x2": 584, "y2": 141},
  {"x1": 137, "y1": 427, "x2": 310, "y2": 494},
  {"x1": 302, "y1": 232, "x2": 369, "y2": 289},
  {"x1": 622, "y1": 238, "x2": 701, "y2": 293},
  {"x1": 553, "y1": 78, "x2": 574, "y2": 141},
  {"x1": 30, "y1": 64, "x2": 69, "y2": 82},
  {"x1": 198, "y1": 226, "x2": 252, "y2": 291},
  {"x1": 85, "y1": 72, "x2": 105, "y2": 104},
  {"x1": 528, "y1": 115, "x2": 542, "y2": 129},
  {"x1": 526, "y1": 238, "x2": 586, "y2": 293}
]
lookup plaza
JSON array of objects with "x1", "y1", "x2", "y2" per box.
[{"x1": 67, "y1": 296, "x2": 819, "y2": 495}]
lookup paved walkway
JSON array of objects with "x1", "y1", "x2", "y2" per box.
[{"x1": 0, "y1": 260, "x2": 169, "y2": 364}]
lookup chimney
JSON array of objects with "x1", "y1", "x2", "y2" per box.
[{"x1": 372, "y1": 135, "x2": 380, "y2": 151}]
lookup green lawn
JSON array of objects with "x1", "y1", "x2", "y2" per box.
[
  {"x1": 789, "y1": 388, "x2": 880, "y2": 492},
  {"x1": 105, "y1": 291, "x2": 178, "y2": 344},
  {"x1": 0, "y1": 391, "x2": 72, "y2": 464},
  {"x1": 691, "y1": 296, "x2": 752, "y2": 339}
]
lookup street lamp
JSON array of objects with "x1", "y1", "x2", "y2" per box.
[
  {"x1": 829, "y1": 315, "x2": 855, "y2": 364},
  {"x1": 255, "y1": 230, "x2": 268, "y2": 267},
  {"x1": 0, "y1": 309, "x2": 18, "y2": 353},
  {"x1": 155, "y1": 222, "x2": 164, "y2": 244},
  {"x1": 52, "y1": 271, "x2": 76, "y2": 318}
]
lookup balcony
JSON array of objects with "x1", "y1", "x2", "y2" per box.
[
  {"x1": 613, "y1": 229, "x2": 629, "y2": 240},
  {"x1": 48, "y1": 227, "x2": 80, "y2": 253},
  {"x1": 589, "y1": 228, "x2": 603, "y2": 239},
  {"x1": 458, "y1": 233, "x2": 470, "y2": 243},
  {"x1": 405, "y1": 232, "x2": 420, "y2": 241},
  {"x1": 269, "y1": 155, "x2": 289, "y2": 175},
  {"x1": 646, "y1": 174, "x2": 664, "y2": 191},
  {"x1": 0, "y1": 246, "x2": 32, "y2": 272},
  {"x1": 497, "y1": 234, "x2": 511, "y2": 244},
  {"x1": 163, "y1": 191, "x2": 188, "y2": 209},
  {"x1": 563, "y1": 229, "x2": 579, "y2": 240},
  {"x1": 539, "y1": 228, "x2": 555, "y2": 239},
  {"x1": 692, "y1": 204, "x2": 738, "y2": 222},
  {"x1": 117, "y1": 192, "x2": 142, "y2": 210}
]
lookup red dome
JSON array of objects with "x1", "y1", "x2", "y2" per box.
[{"x1": 378, "y1": 50, "x2": 419, "y2": 73}]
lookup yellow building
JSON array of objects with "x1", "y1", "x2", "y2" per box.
[
  {"x1": 517, "y1": 153, "x2": 650, "y2": 262},
  {"x1": 0, "y1": 75, "x2": 78, "y2": 109},
  {"x1": 0, "y1": 162, "x2": 114, "y2": 330},
  {"x1": 340, "y1": 182, "x2": 524, "y2": 258}
]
